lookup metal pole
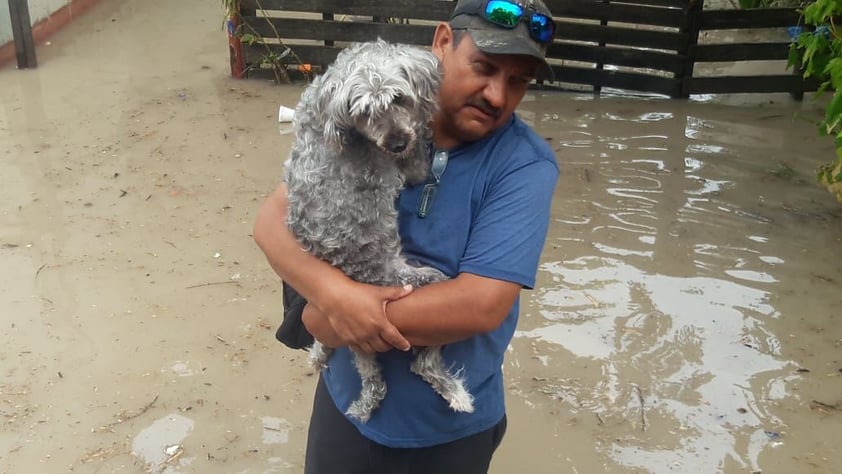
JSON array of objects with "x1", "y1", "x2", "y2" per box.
[{"x1": 8, "y1": 0, "x2": 38, "y2": 68}]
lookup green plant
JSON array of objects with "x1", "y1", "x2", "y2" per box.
[
  {"x1": 222, "y1": 0, "x2": 312, "y2": 83},
  {"x1": 788, "y1": 0, "x2": 842, "y2": 202}
]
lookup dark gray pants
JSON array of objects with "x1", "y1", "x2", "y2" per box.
[{"x1": 305, "y1": 377, "x2": 507, "y2": 474}]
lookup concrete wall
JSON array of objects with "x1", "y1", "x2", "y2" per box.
[{"x1": 1, "y1": 0, "x2": 71, "y2": 44}]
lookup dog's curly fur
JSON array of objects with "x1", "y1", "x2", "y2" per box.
[{"x1": 284, "y1": 40, "x2": 474, "y2": 422}]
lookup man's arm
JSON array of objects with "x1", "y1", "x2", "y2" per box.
[
  {"x1": 253, "y1": 184, "x2": 411, "y2": 353},
  {"x1": 302, "y1": 273, "x2": 520, "y2": 348},
  {"x1": 387, "y1": 273, "x2": 520, "y2": 346}
]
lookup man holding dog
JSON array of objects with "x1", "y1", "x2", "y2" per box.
[{"x1": 254, "y1": 0, "x2": 559, "y2": 472}]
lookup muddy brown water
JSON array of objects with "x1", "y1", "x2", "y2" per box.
[{"x1": 1, "y1": 0, "x2": 841, "y2": 473}]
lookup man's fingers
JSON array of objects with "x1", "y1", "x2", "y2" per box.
[
  {"x1": 380, "y1": 324, "x2": 411, "y2": 352},
  {"x1": 351, "y1": 342, "x2": 377, "y2": 354},
  {"x1": 371, "y1": 337, "x2": 394, "y2": 353}
]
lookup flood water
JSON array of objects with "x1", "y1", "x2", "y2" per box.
[
  {"x1": 1, "y1": 0, "x2": 840, "y2": 472},
  {"x1": 500, "y1": 94, "x2": 842, "y2": 473}
]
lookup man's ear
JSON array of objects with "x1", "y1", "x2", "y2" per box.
[{"x1": 431, "y1": 22, "x2": 453, "y2": 60}]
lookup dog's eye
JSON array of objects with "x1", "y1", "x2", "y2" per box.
[{"x1": 393, "y1": 94, "x2": 408, "y2": 107}]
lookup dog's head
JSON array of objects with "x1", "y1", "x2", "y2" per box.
[{"x1": 310, "y1": 40, "x2": 441, "y2": 157}]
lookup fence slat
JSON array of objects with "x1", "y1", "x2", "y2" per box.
[
  {"x1": 550, "y1": 64, "x2": 681, "y2": 96},
  {"x1": 240, "y1": 0, "x2": 455, "y2": 21},
  {"x1": 550, "y1": 43, "x2": 684, "y2": 74},
  {"x1": 691, "y1": 42, "x2": 791, "y2": 62},
  {"x1": 696, "y1": 8, "x2": 801, "y2": 30},
  {"x1": 244, "y1": 43, "x2": 344, "y2": 69},
  {"x1": 555, "y1": 21, "x2": 688, "y2": 50},
  {"x1": 546, "y1": 0, "x2": 691, "y2": 10},
  {"x1": 244, "y1": 16, "x2": 436, "y2": 45},
  {"x1": 549, "y1": 0, "x2": 687, "y2": 27},
  {"x1": 684, "y1": 74, "x2": 811, "y2": 94}
]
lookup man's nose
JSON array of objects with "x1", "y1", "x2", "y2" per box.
[{"x1": 482, "y1": 76, "x2": 506, "y2": 110}]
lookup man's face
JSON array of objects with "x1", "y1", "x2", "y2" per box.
[{"x1": 432, "y1": 25, "x2": 539, "y2": 147}]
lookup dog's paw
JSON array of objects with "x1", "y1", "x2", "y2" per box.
[
  {"x1": 445, "y1": 387, "x2": 475, "y2": 413},
  {"x1": 345, "y1": 402, "x2": 372, "y2": 423},
  {"x1": 399, "y1": 266, "x2": 446, "y2": 287},
  {"x1": 308, "y1": 343, "x2": 331, "y2": 371}
]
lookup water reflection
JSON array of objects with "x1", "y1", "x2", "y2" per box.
[{"x1": 516, "y1": 94, "x2": 840, "y2": 473}]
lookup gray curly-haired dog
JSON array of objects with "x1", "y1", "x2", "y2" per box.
[{"x1": 283, "y1": 40, "x2": 475, "y2": 423}]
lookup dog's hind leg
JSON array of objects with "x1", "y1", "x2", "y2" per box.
[
  {"x1": 345, "y1": 350, "x2": 387, "y2": 423},
  {"x1": 410, "y1": 347, "x2": 474, "y2": 413}
]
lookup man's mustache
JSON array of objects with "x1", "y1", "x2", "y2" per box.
[{"x1": 467, "y1": 98, "x2": 501, "y2": 118}]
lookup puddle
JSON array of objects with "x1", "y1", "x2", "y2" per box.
[
  {"x1": 261, "y1": 416, "x2": 292, "y2": 445},
  {"x1": 131, "y1": 413, "x2": 195, "y2": 473}
]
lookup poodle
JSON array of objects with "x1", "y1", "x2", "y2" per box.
[{"x1": 283, "y1": 39, "x2": 474, "y2": 423}]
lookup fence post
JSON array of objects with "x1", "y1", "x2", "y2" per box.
[
  {"x1": 227, "y1": 1, "x2": 245, "y2": 78},
  {"x1": 8, "y1": 0, "x2": 37, "y2": 69},
  {"x1": 594, "y1": 0, "x2": 610, "y2": 96},
  {"x1": 676, "y1": 0, "x2": 703, "y2": 98}
]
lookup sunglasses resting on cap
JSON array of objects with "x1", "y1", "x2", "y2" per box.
[{"x1": 451, "y1": 0, "x2": 556, "y2": 45}]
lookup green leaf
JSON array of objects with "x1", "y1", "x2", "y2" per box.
[
  {"x1": 825, "y1": 91, "x2": 842, "y2": 128},
  {"x1": 827, "y1": 58, "x2": 842, "y2": 89}
]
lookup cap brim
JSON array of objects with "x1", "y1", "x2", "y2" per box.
[{"x1": 450, "y1": 15, "x2": 553, "y2": 80}]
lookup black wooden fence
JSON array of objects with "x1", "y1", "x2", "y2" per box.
[{"x1": 227, "y1": 0, "x2": 816, "y2": 97}]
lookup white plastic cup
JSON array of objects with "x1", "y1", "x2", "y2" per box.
[{"x1": 278, "y1": 105, "x2": 296, "y2": 123}]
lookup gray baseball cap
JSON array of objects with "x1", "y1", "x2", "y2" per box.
[{"x1": 449, "y1": 0, "x2": 554, "y2": 76}]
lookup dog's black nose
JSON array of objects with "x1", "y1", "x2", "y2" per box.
[{"x1": 386, "y1": 137, "x2": 408, "y2": 154}]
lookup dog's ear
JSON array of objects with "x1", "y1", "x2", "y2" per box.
[
  {"x1": 312, "y1": 73, "x2": 350, "y2": 150},
  {"x1": 401, "y1": 49, "x2": 441, "y2": 120}
]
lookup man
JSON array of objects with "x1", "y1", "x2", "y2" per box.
[{"x1": 253, "y1": 0, "x2": 559, "y2": 472}]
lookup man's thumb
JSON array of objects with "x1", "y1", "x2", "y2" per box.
[{"x1": 384, "y1": 284, "x2": 413, "y2": 301}]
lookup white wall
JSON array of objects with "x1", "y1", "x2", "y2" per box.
[{"x1": 1, "y1": 0, "x2": 71, "y2": 45}]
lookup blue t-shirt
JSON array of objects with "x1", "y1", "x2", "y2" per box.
[{"x1": 322, "y1": 114, "x2": 559, "y2": 448}]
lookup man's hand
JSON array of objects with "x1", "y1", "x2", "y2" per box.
[{"x1": 305, "y1": 281, "x2": 413, "y2": 353}]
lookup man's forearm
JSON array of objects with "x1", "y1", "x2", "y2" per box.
[{"x1": 386, "y1": 273, "x2": 521, "y2": 347}]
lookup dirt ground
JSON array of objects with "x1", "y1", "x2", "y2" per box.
[{"x1": 2, "y1": 1, "x2": 841, "y2": 473}]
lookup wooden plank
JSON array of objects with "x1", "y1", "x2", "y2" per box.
[
  {"x1": 683, "y1": 74, "x2": 816, "y2": 94},
  {"x1": 549, "y1": 42, "x2": 684, "y2": 73},
  {"x1": 549, "y1": 0, "x2": 686, "y2": 27},
  {"x1": 691, "y1": 42, "x2": 791, "y2": 62},
  {"x1": 550, "y1": 64, "x2": 681, "y2": 96},
  {"x1": 244, "y1": 43, "x2": 344, "y2": 69},
  {"x1": 555, "y1": 21, "x2": 688, "y2": 50},
  {"x1": 546, "y1": 0, "x2": 691, "y2": 10},
  {"x1": 243, "y1": 16, "x2": 436, "y2": 45},
  {"x1": 8, "y1": 0, "x2": 38, "y2": 68},
  {"x1": 240, "y1": 0, "x2": 454, "y2": 21},
  {"x1": 696, "y1": 8, "x2": 801, "y2": 30}
]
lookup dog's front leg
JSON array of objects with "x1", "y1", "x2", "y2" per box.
[
  {"x1": 392, "y1": 259, "x2": 447, "y2": 288},
  {"x1": 345, "y1": 350, "x2": 387, "y2": 423},
  {"x1": 308, "y1": 340, "x2": 332, "y2": 371}
]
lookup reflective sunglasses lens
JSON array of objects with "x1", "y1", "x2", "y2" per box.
[
  {"x1": 530, "y1": 14, "x2": 555, "y2": 43},
  {"x1": 485, "y1": 0, "x2": 523, "y2": 28}
]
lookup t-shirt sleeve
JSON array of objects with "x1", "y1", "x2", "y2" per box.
[{"x1": 458, "y1": 156, "x2": 558, "y2": 289}]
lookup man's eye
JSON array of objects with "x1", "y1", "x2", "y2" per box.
[{"x1": 472, "y1": 62, "x2": 494, "y2": 75}]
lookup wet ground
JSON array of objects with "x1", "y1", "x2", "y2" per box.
[{"x1": 1, "y1": 0, "x2": 840, "y2": 473}]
